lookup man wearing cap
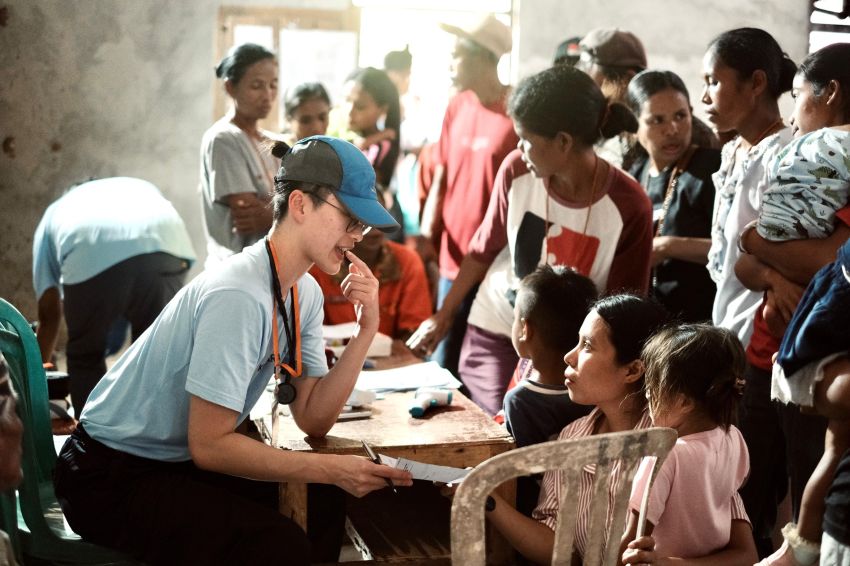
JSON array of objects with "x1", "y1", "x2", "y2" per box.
[
  {"x1": 410, "y1": 14, "x2": 519, "y2": 375},
  {"x1": 574, "y1": 28, "x2": 648, "y2": 168},
  {"x1": 577, "y1": 28, "x2": 647, "y2": 94},
  {"x1": 53, "y1": 136, "x2": 413, "y2": 566},
  {"x1": 553, "y1": 36, "x2": 582, "y2": 67}
]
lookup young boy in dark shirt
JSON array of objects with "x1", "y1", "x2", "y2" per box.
[{"x1": 502, "y1": 265, "x2": 598, "y2": 515}]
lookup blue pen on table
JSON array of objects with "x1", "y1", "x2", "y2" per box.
[{"x1": 361, "y1": 439, "x2": 398, "y2": 495}]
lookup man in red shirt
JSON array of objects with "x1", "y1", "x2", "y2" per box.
[{"x1": 411, "y1": 14, "x2": 519, "y2": 376}]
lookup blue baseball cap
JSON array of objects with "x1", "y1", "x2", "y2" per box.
[{"x1": 277, "y1": 135, "x2": 399, "y2": 232}]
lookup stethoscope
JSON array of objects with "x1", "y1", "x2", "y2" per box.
[{"x1": 265, "y1": 237, "x2": 301, "y2": 404}]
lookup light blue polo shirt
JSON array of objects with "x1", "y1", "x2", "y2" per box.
[
  {"x1": 32, "y1": 177, "x2": 196, "y2": 299},
  {"x1": 80, "y1": 239, "x2": 329, "y2": 462}
]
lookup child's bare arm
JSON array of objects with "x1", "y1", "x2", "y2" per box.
[
  {"x1": 619, "y1": 510, "x2": 654, "y2": 565},
  {"x1": 797, "y1": 420, "x2": 849, "y2": 542},
  {"x1": 355, "y1": 129, "x2": 397, "y2": 150},
  {"x1": 622, "y1": 519, "x2": 756, "y2": 565},
  {"x1": 758, "y1": 355, "x2": 850, "y2": 565},
  {"x1": 740, "y1": 222, "x2": 850, "y2": 286},
  {"x1": 801, "y1": 353, "x2": 850, "y2": 542}
]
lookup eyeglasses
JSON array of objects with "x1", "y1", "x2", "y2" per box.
[{"x1": 316, "y1": 196, "x2": 372, "y2": 235}]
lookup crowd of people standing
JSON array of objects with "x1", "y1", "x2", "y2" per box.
[{"x1": 4, "y1": 12, "x2": 848, "y2": 566}]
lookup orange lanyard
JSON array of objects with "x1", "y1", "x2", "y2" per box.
[{"x1": 265, "y1": 238, "x2": 302, "y2": 380}]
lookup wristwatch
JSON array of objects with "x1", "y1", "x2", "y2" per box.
[{"x1": 485, "y1": 496, "x2": 496, "y2": 512}]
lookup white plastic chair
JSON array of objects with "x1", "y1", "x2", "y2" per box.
[{"x1": 451, "y1": 427, "x2": 677, "y2": 566}]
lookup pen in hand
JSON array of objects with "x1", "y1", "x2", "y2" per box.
[{"x1": 361, "y1": 439, "x2": 398, "y2": 495}]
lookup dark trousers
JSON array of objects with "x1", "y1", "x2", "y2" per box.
[
  {"x1": 738, "y1": 363, "x2": 827, "y2": 558},
  {"x1": 63, "y1": 252, "x2": 188, "y2": 412},
  {"x1": 54, "y1": 425, "x2": 311, "y2": 565},
  {"x1": 430, "y1": 277, "x2": 478, "y2": 379}
]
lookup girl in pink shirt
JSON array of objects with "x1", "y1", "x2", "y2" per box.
[{"x1": 622, "y1": 324, "x2": 758, "y2": 564}]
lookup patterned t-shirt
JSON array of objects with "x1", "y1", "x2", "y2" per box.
[
  {"x1": 466, "y1": 150, "x2": 652, "y2": 337},
  {"x1": 759, "y1": 127, "x2": 850, "y2": 241},
  {"x1": 532, "y1": 409, "x2": 652, "y2": 559},
  {"x1": 708, "y1": 129, "x2": 792, "y2": 346}
]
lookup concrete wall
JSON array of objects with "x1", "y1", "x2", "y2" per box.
[
  {"x1": 0, "y1": 0, "x2": 811, "y2": 323},
  {"x1": 0, "y1": 0, "x2": 345, "y2": 319},
  {"x1": 515, "y1": 0, "x2": 810, "y2": 122}
]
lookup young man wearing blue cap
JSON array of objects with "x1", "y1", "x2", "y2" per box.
[{"x1": 53, "y1": 136, "x2": 413, "y2": 565}]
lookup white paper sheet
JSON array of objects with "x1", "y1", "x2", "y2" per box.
[
  {"x1": 323, "y1": 322, "x2": 392, "y2": 357},
  {"x1": 379, "y1": 454, "x2": 470, "y2": 484},
  {"x1": 355, "y1": 361, "x2": 462, "y2": 392}
]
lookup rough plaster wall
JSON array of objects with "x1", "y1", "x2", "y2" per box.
[
  {"x1": 0, "y1": 1, "x2": 213, "y2": 320},
  {"x1": 0, "y1": 0, "x2": 346, "y2": 321},
  {"x1": 515, "y1": 0, "x2": 810, "y2": 121}
]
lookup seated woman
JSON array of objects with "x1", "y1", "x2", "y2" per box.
[
  {"x1": 484, "y1": 294, "x2": 668, "y2": 564},
  {"x1": 309, "y1": 186, "x2": 431, "y2": 341},
  {"x1": 627, "y1": 70, "x2": 720, "y2": 322}
]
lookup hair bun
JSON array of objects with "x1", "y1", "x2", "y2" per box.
[
  {"x1": 270, "y1": 140, "x2": 291, "y2": 159},
  {"x1": 600, "y1": 101, "x2": 638, "y2": 139},
  {"x1": 778, "y1": 53, "x2": 798, "y2": 94}
]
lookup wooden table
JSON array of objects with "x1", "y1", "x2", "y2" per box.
[{"x1": 259, "y1": 341, "x2": 516, "y2": 563}]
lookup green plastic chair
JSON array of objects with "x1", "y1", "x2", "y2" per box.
[{"x1": 0, "y1": 298, "x2": 138, "y2": 564}]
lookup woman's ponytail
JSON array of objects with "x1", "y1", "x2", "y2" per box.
[
  {"x1": 600, "y1": 101, "x2": 638, "y2": 139},
  {"x1": 270, "y1": 140, "x2": 291, "y2": 160},
  {"x1": 777, "y1": 53, "x2": 797, "y2": 94}
]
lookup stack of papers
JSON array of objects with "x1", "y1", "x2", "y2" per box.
[
  {"x1": 323, "y1": 322, "x2": 392, "y2": 358},
  {"x1": 355, "y1": 361, "x2": 462, "y2": 392}
]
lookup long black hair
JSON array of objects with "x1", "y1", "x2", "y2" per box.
[
  {"x1": 508, "y1": 65, "x2": 637, "y2": 146},
  {"x1": 592, "y1": 294, "x2": 669, "y2": 410},
  {"x1": 626, "y1": 70, "x2": 691, "y2": 117},
  {"x1": 593, "y1": 294, "x2": 669, "y2": 366},
  {"x1": 347, "y1": 67, "x2": 401, "y2": 187}
]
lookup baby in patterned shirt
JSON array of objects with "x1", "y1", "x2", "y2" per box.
[{"x1": 755, "y1": 44, "x2": 850, "y2": 242}]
